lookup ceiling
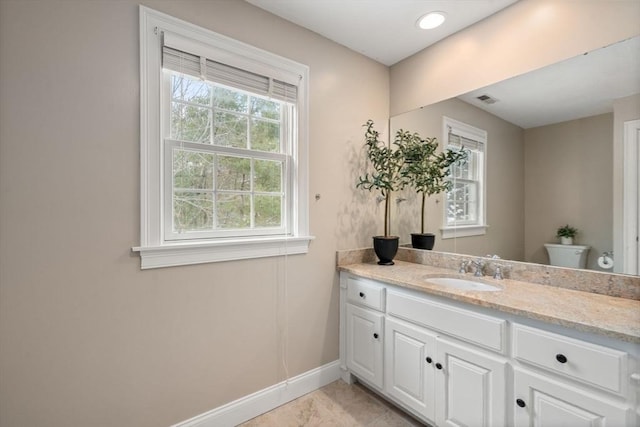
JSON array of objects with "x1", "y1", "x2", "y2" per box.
[
  {"x1": 458, "y1": 35, "x2": 640, "y2": 128},
  {"x1": 246, "y1": 0, "x2": 519, "y2": 66},
  {"x1": 246, "y1": 1, "x2": 639, "y2": 129}
]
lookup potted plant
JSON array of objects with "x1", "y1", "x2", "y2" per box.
[
  {"x1": 556, "y1": 224, "x2": 578, "y2": 245},
  {"x1": 399, "y1": 130, "x2": 467, "y2": 250},
  {"x1": 357, "y1": 120, "x2": 405, "y2": 265}
]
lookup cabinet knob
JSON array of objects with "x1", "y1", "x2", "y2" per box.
[
  {"x1": 555, "y1": 354, "x2": 568, "y2": 364},
  {"x1": 373, "y1": 333, "x2": 379, "y2": 339},
  {"x1": 435, "y1": 363, "x2": 443, "y2": 370},
  {"x1": 359, "y1": 292, "x2": 365, "y2": 298},
  {"x1": 426, "y1": 357, "x2": 432, "y2": 364},
  {"x1": 516, "y1": 399, "x2": 526, "y2": 408}
]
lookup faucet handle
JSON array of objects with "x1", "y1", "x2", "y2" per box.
[
  {"x1": 472, "y1": 259, "x2": 485, "y2": 277},
  {"x1": 458, "y1": 261, "x2": 468, "y2": 274},
  {"x1": 492, "y1": 264, "x2": 509, "y2": 280}
]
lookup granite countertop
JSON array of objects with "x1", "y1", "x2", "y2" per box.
[{"x1": 339, "y1": 260, "x2": 640, "y2": 344}]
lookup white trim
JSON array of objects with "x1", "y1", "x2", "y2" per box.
[
  {"x1": 444, "y1": 116, "x2": 487, "y2": 142},
  {"x1": 172, "y1": 360, "x2": 340, "y2": 427},
  {"x1": 442, "y1": 116, "x2": 488, "y2": 234},
  {"x1": 440, "y1": 224, "x2": 489, "y2": 239},
  {"x1": 132, "y1": 235, "x2": 314, "y2": 269},
  {"x1": 622, "y1": 119, "x2": 640, "y2": 275},
  {"x1": 137, "y1": 6, "x2": 311, "y2": 268},
  {"x1": 338, "y1": 273, "x2": 353, "y2": 384},
  {"x1": 161, "y1": 22, "x2": 302, "y2": 87}
]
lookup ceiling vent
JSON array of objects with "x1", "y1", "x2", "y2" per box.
[{"x1": 476, "y1": 94, "x2": 498, "y2": 104}]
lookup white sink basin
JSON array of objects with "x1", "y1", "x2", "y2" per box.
[{"x1": 426, "y1": 277, "x2": 502, "y2": 292}]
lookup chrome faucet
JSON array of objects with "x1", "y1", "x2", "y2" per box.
[
  {"x1": 493, "y1": 266, "x2": 504, "y2": 280},
  {"x1": 458, "y1": 261, "x2": 468, "y2": 274},
  {"x1": 471, "y1": 259, "x2": 485, "y2": 277}
]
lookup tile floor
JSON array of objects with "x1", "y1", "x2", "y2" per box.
[{"x1": 238, "y1": 379, "x2": 429, "y2": 427}]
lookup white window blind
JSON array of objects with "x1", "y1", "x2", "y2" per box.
[
  {"x1": 162, "y1": 44, "x2": 298, "y2": 104},
  {"x1": 447, "y1": 132, "x2": 484, "y2": 151}
]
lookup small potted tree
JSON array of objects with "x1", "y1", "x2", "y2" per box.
[
  {"x1": 399, "y1": 130, "x2": 467, "y2": 250},
  {"x1": 357, "y1": 120, "x2": 405, "y2": 265},
  {"x1": 556, "y1": 224, "x2": 578, "y2": 245}
]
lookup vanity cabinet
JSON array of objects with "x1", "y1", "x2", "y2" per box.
[
  {"x1": 435, "y1": 338, "x2": 507, "y2": 427},
  {"x1": 384, "y1": 316, "x2": 437, "y2": 420},
  {"x1": 385, "y1": 316, "x2": 508, "y2": 426},
  {"x1": 345, "y1": 303, "x2": 384, "y2": 389},
  {"x1": 512, "y1": 323, "x2": 635, "y2": 426},
  {"x1": 512, "y1": 323, "x2": 629, "y2": 396},
  {"x1": 344, "y1": 276, "x2": 386, "y2": 389},
  {"x1": 339, "y1": 271, "x2": 639, "y2": 427},
  {"x1": 513, "y1": 368, "x2": 630, "y2": 426}
]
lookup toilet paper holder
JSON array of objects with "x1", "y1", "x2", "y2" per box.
[{"x1": 597, "y1": 251, "x2": 614, "y2": 269}]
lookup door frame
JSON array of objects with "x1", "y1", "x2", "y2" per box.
[{"x1": 622, "y1": 119, "x2": 640, "y2": 275}]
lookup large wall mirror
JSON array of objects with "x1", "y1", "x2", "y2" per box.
[{"x1": 390, "y1": 36, "x2": 640, "y2": 276}]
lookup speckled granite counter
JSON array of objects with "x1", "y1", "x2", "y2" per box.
[{"x1": 337, "y1": 249, "x2": 640, "y2": 344}]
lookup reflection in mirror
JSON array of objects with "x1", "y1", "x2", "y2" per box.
[{"x1": 390, "y1": 36, "x2": 640, "y2": 276}]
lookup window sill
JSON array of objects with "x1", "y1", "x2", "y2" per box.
[
  {"x1": 440, "y1": 225, "x2": 488, "y2": 239},
  {"x1": 132, "y1": 235, "x2": 314, "y2": 269}
]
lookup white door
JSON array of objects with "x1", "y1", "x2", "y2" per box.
[
  {"x1": 435, "y1": 338, "x2": 508, "y2": 427},
  {"x1": 622, "y1": 119, "x2": 640, "y2": 275},
  {"x1": 384, "y1": 316, "x2": 437, "y2": 422},
  {"x1": 514, "y1": 368, "x2": 629, "y2": 427},
  {"x1": 346, "y1": 303, "x2": 384, "y2": 388}
]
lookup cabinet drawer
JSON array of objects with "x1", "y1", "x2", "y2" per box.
[
  {"x1": 347, "y1": 276, "x2": 385, "y2": 311},
  {"x1": 387, "y1": 290, "x2": 506, "y2": 353},
  {"x1": 512, "y1": 323, "x2": 628, "y2": 395}
]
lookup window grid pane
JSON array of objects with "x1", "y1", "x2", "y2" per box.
[
  {"x1": 170, "y1": 150, "x2": 284, "y2": 234},
  {"x1": 445, "y1": 117, "x2": 485, "y2": 231},
  {"x1": 167, "y1": 73, "x2": 289, "y2": 237},
  {"x1": 173, "y1": 191, "x2": 214, "y2": 232},
  {"x1": 446, "y1": 180, "x2": 478, "y2": 224}
]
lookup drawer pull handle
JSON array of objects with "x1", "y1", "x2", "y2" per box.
[
  {"x1": 426, "y1": 357, "x2": 432, "y2": 364},
  {"x1": 359, "y1": 292, "x2": 365, "y2": 298},
  {"x1": 516, "y1": 399, "x2": 526, "y2": 408},
  {"x1": 435, "y1": 363, "x2": 443, "y2": 370},
  {"x1": 555, "y1": 354, "x2": 568, "y2": 364},
  {"x1": 373, "y1": 333, "x2": 379, "y2": 339}
]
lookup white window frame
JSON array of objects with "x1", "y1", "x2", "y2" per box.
[
  {"x1": 162, "y1": 77, "x2": 293, "y2": 241},
  {"x1": 133, "y1": 6, "x2": 312, "y2": 269},
  {"x1": 441, "y1": 116, "x2": 488, "y2": 239}
]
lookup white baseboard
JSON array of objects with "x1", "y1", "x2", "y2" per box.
[{"x1": 172, "y1": 360, "x2": 341, "y2": 427}]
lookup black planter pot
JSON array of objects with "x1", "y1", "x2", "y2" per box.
[
  {"x1": 373, "y1": 236, "x2": 399, "y2": 265},
  {"x1": 411, "y1": 233, "x2": 436, "y2": 250}
]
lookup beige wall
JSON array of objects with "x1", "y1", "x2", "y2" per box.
[
  {"x1": 524, "y1": 114, "x2": 614, "y2": 270},
  {"x1": 2, "y1": 0, "x2": 638, "y2": 426},
  {"x1": 390, "y1": 0, "x2": 640, "y2": 116},
  {"x1": 0, "y1": 1, "x2": 388, "y2": 426},
  {"x1": 391, "y1": 98, "x2": 525, "y2": 260}
]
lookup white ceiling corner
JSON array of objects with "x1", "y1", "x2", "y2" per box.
[
  {"x1": 245, "y1": 0, "x2": 519, "y2": 66},
  {"x1": 244, "y1": 1, "x2": 639, "y2": 129}
]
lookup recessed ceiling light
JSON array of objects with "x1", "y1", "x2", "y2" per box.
[{"x1": 417, "y1": 12, "x2": 446, "y2": 30}]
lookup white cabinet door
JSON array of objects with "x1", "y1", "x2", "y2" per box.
[
  {"x1": 346, "y1": 303, "x2": 384, "y2": 389},
  {"x1": 514, "y1": 368, "x2": 630, "y2": 427},
  {"x1": 385, "y1": 316, "x2": 438, "y2": 422},
  {"x1": 436, "y1": 338, "x2": 508, "y2": 427}
]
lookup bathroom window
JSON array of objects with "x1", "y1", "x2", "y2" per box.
[
  {"x1": 441, "y1": 117, "x2": 487, "y2": 238},
  {"x1": 135, "y1": 7, "x2": 312, "y2": 268}
]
